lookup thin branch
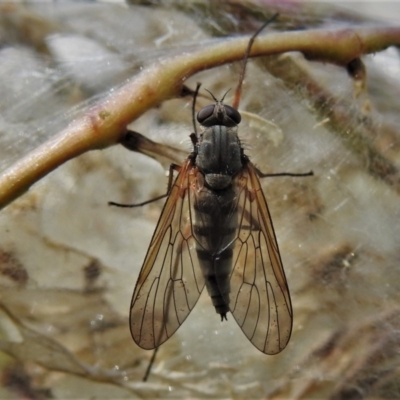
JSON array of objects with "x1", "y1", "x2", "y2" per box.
[{"x1": 1, "y1": 26, "x2": 400, "y2": 209}]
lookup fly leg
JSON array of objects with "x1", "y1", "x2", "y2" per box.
[
  {"x1": 108, "y1": 160, "x2": 180, "y2": 208},
  {"x1": 236, "y1": 165, "x2": 313, "y2": 234},
  {"x1": 121, "y1": 129, "x2": 187, "y2": 165},
  {"x1": 253, "y1": 165, "x2": 314, "y2": 178},
  {"x1": 110, "y1": 80, "x2": 201, "y2": 209}
]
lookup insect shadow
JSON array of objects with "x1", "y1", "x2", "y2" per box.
[{"x1": 109, "y1": 14, "x2": 313, "y2": 381}]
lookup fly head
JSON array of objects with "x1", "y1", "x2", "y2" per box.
[
  {"x1": 197, "y1": 88, "x2": 241, "y2": 128},
  {"x1": 197, "y1": 102, "x2": 241, "y2": 128}
]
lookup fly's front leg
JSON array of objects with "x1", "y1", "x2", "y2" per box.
[
  {"x1": 108, "y1": 157, "x2": 181, "y2": 208},
  {"x1": 120, "y1": 129, "x2": 187, "y2": 166}
]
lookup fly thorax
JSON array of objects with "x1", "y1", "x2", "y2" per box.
[
  {"x1": 204, "y1": 174, "x2": 232, "y2": 190},
  {"x1": 196, "y1": 125, "x2": 242, "y2": 190}
]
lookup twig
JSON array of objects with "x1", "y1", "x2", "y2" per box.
[{"x1": 1, "y1": 26, "x2": 400, "y2": 209}]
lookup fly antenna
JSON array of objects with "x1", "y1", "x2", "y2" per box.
[
  {"x1": 204, "y1": 88, "x2": 231, "y2": 103},
  {"x1": 192, "y1": 82, "x2": 202, "y2": 135},
  {"x1": 220, "y1": 88, "x2": 231, "y2": 102},
  {"x1": 232, "y1": 13, "x2": 279, "y2": 110},
  {"x1": 204, "y1": 88, "x2": 218, "y2": 102}
]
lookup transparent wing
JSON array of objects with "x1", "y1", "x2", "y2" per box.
[
  {"x1": 130, "y1": 159, "x2": 205, "y2": 350},
  {"x1": 229, "y1": 161, "x2": 293, "y2": 354}
]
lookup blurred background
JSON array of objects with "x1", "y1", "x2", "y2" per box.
[{"x1": 1, "y1": 1, "x2": 400, "y2": 398}]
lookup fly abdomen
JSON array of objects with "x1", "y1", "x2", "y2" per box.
[
  {"x1": 193, "y1": 184, "x2": 238, "y2": 318},
  {"x1": 198, "y1": 248, "x2": 234, "y2": 319}
]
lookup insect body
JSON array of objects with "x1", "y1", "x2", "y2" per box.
[
  {"x1": 129, "y1": 93, "x2": 293, "y2": 355},
  {"x1": 193, "y1": 98, "x2": 243, "y2": 321},
  {"x1": 111, "y1": 14, "x2": 300, "y2": 360}
]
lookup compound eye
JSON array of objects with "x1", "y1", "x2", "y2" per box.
[
  {"x1": 197, "y1": 104, "x2": 215, "y2": 125},
  {"x1": 224, "y1": 105, "x2": 241, "y2": 125}
]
